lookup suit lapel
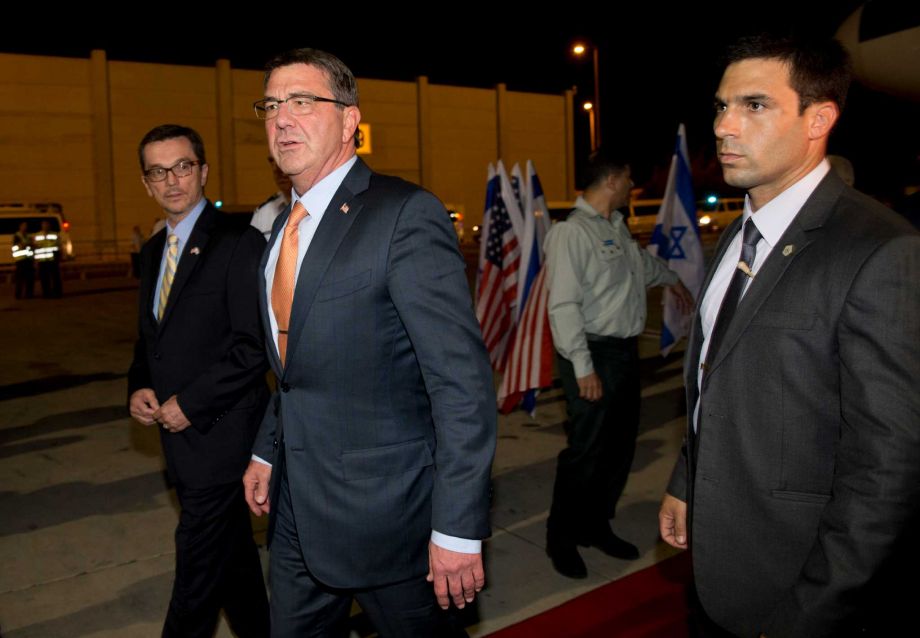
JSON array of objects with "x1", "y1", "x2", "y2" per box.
[
  {"x1": 157, "y1": 204, "x2": 215, "y2": 333},
  {"x1": 685, "y1": 216, "x2": 742, "y2": 398},
  {"x1": 142, "y1": 230, "x2": 166, "y2": 330},
  {"x1": 281, "y1": 159, "x2": 371, "y2": 377},
  {"x1": 705, "y1": 171, "x2": 844, "y2": 376},
  {"x1": 260, "y1": 205, "x2": 288, "y2": 373}
]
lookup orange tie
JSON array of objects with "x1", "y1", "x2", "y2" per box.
[{"x1": 271, "y1": 201, "x2": 309, "y2": 365}]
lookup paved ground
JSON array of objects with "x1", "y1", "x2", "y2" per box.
[{"x1": 0, "y1": 273, "x2": 688, "y2": 637}]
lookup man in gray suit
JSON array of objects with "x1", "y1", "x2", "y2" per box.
[
  {"x1": 241, "y1": 48, "x2": 496, "y2": 637},
  {"x1": 659, "y1": 34, "x2": 919, "y2": 637}
]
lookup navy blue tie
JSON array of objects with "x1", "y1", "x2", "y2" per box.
[{"x1": 705, "y1": 219, "x2": 762, "y2": 366}]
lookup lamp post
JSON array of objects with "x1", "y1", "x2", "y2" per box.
[
  {"x1": 573, "y1": 42, "x2": 601, "y2": 149},
  {"x1": 583, "y1": 102, "x2": 596, "y2": 152}
]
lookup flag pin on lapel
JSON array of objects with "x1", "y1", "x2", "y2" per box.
[
  {"x1": 190, "y1": 247, "x2": 201, "y2": 255},
  {"x1": 340, "y1": 203, "x2": 349, "y2": 214},
  {"x1": 782, "y1": 244, "x2": 795, "y2": 257}
]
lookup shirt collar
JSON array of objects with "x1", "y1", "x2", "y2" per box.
[
  {"x1": 573, "y1": 195, "x2": 622, "y2": 223},
  {"x1": 743, "y1": 159, "x2": 830, "y2": 249},
  {"x1": 291, "y1": 155, "x2": 358, "y2": 219},
  {"x1": 166, "y1": 197, "x2": 207, "y2": 245}
]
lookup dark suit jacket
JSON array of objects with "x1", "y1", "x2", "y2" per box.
[
  {"x1": 128, "y1": 202, "x2": 269, "y2": 489},
  {"x1": 252, "y1": 158, "x2": 496, "y2": 589},
  {"x1": 668, "y1": 171, "x2": 920, "y2": 637}
]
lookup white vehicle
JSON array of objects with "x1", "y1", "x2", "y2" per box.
[{"x1": 0, "y1": 203, "x2": 74, "y2": 266}]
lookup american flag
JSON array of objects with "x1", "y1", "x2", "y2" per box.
[
  {"x1": 497, "y1": 264, "x2": 554, "y2": 413},
  {"x1": 476, "y1": 190, "x2": 520, "y2": 370}
]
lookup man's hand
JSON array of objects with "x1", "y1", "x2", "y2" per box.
[
  {"x1": 668, "y1": 280, "x2": 695, "y2": 315},
  {"x1": 129, "y1": 388, "x2": 160, "y2": 426},
  {"x1": 243, "y1": 460, "x2": 272, "y2": 516},
  {"x1": 426, "y1": 542, "x2": 485, "y2": 610},
  {"x1": 576, "y1": 372, "x2": 603, "y2": 402},
  {"x1": 659, "y1": 493, "x2": 688, "y2": 549},
  {"x1": 152, "y1": 395, "x2": 191, "y2": 433}
]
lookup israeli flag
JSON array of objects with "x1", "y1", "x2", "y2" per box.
[{"x1": 648, "y1": 124, "x2": 705, "y2": 356}]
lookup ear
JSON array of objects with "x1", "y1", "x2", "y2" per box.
[
  {"x1": 141, "y1": 174, "x2": 154, "y2": 198},
  {"x1": 807, "y1": 101, "x2": 839, "y2": 141},
  {"x1": 341, "y1": 106, "x2": 361, "y2": 145},
  {"x1": 199, "y1": 162, "x2": 209, "y2": 188}
]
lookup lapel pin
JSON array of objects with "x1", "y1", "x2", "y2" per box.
[
  {"x1": 737, "y1": 261, "x2": 755, "y2": 279},
  {"x1": 190, "y1": 247, "x2": 200, "y2": 255},
  {"x1": 340, "y1": 203, "x2": 349, "y2": 214},
  {"x1": 782, "y1": 244, "x2": 795, "y2": 257}
]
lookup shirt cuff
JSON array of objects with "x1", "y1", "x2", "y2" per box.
[
  {"x1": 572, "y1": 352, "x2": 595, "y2": 378},
  {"x1": 430, "y1": 531, "x2": 481, "y2": 554},
  {"x1": 251, "y1": 454, "x2": 271, "y2": 466}
]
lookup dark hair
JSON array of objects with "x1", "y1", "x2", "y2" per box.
[
  {"x1": 724, "y1": 34, "x2": 852, "y2": 114},
  {"x1": 263, "y1": 48, "x2": 359, "y2": 107},
  {"x1": 138, "y1": 124, "x2": 206, "y2": 170},
  {"x1": 583, "y1": 147, "x2": 631, "y2": 191}
]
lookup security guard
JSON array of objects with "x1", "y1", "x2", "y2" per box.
[
  {"x1": 32, "y1": 220, "x2": 62, "y2": 298},
  {"x1": 11, "y1": 221, "x2": 35, "y2": 299}
]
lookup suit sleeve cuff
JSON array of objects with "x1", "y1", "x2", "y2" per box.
[
  {"x1": 431, "y1": 531, "x2": 481, "y2": 553},
  {"x1": 251, "y1": 454, "x2": 272, "y2": 466}
]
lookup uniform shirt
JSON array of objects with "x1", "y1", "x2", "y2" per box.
[
  {"x1": 694, "y1": 159, "x2": 830, "y2": 431},
  {"x1": 250, "y1": 191, "x2": 290, "y2": 241},
  {"x1": 545, "y1": 196, "x2": 678, "y2": 377}
]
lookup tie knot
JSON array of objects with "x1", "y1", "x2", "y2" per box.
[
  {"x1": 167, "y1": 234, "x2": 178, "y2": 247},
  {"x1": 287, "y1": 201, "x2": 309, "y2": 229},
  {"x1": 742, "y1": 219, "x2": 762, "y2": 248}
]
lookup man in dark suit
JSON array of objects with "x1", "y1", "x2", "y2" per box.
[
  {"x1": 659, "y1": 35, "x2": 919, "y2": 637},
  {"x1": 241, "y1": 49, "x2": 496, "y2": 637},
  {"x1": 128, "y1": 124, "x2": 270, "y2": 637}
]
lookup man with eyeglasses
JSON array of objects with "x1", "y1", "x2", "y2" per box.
[
  {"x1": 128, "y1": 124, "x2": 271, "y2": 637},
  {"x1": 241, "y1": 49, "x2": 496, "y2": 637}
]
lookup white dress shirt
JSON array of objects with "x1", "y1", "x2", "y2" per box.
[{"x1": 694, "y1": 159, "x2": 831, "y2": 431}]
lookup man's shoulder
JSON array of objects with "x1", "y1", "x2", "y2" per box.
[
  {"x1": 817, "y1": 188, "x2": 919, "y2": 264},
  {"x1": 200, "y1": 206, "x2": 266, "y2": 251},
  {"x1": 365, "y1": 171, "x2": 426, "y2": 199},
  {"x1": 546, "y1": 211, "x2": 591, "y2": 242}
]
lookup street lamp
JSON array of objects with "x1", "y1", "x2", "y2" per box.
[
  {"x1": 583, "y1": 102, "x2": 596, "y2": 152},
  {"x1": 572, "y1": 42, "x2": 601, "y2": 149}
]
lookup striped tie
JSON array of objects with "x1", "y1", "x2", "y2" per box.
[
  {"x1": 158, "y1": 234, "x2": 179, "y2": 321},
  {"x1": 271, "y1": 201, "x2": 310, "y2": 365}
]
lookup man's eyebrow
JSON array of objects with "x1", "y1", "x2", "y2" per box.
[{"x1": 716, "y1": 92, "x2": 774, "y2": 104}]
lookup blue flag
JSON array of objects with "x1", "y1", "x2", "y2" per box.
[{"x1": 648, "y1": 124, "x2": 704, "y2": 356}]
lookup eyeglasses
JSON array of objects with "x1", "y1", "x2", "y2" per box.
[
  {"x1": 143, "y1": 160, "x2": 202, "y2": 182},
  {"x1": 253, "y1": 94, "x2": 351, "y2": 120}
]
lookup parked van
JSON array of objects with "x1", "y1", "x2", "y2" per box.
[
  {"x1": 627, "y1": 196, "x2": 744, "y2": 237},
  {"x1": 0, "y1": 203, "x2": 74, "y2": 265}
]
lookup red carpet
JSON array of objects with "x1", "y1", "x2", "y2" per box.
[{"x1": 485, "y1": 552, "x2": 693, "y2": 638}]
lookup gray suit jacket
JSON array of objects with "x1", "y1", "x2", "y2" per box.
[
  {"x1": 668, "y1": 171, "x2": 920, "y2": 637},
  {"x1": 253, "y1": 158, "x2": 496, "y2": 589}
]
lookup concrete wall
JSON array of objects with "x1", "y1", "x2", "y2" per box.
[{"x1": 0, "y1": 50, "x2": 574, "y2": 256}]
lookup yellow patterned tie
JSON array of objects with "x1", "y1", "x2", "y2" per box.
[
  {"x1": 271, "y1": 201, "x2": 310, "y2": 365},
  {"x1": 158, "y1": 234, "x2": 179, "y2": 321}
]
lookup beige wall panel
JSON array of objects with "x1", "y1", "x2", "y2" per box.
[
  {"x1": 357, "y1": 79, "x2": 419, "y2": 181},
  {"x1": 0, "y1": 54, "x2": 97, "y2": 248},
  {"x1": 108, "y1": 61, "x2": 220, "y2": 237},
  {"x1": 504, "y1": 91, "x2": 568, "y2": 203},
  {"x1": 232, "y1": 69, "x2": 275, "y2": 207},
  {"x1": 427, "y1": 85, "x2": 497, "y2": 227}
]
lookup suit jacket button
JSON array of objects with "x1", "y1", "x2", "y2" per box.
[
  {"x1": 273, "y1": 438, "x2": 279, "y2": 448},
  {"x1": 281, "y1": 383, "x2": 291, "y2": 392}
]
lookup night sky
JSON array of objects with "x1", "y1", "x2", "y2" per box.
[{"x1": 6, "y1": 2, "x2": 919, "y2": 200}]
